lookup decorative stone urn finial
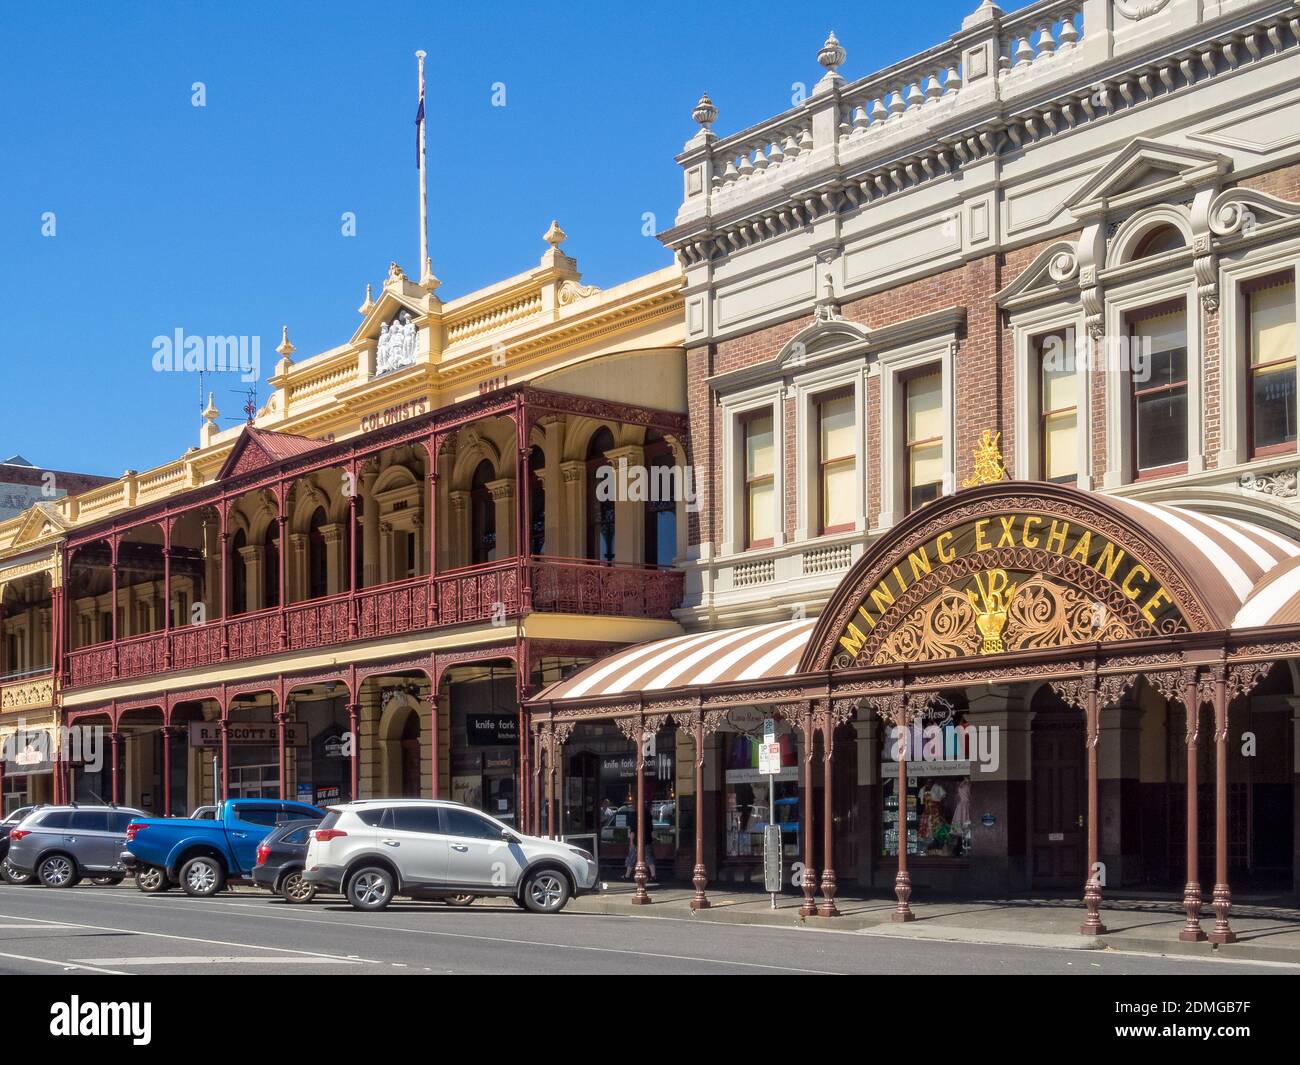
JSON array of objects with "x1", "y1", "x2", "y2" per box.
[
  {"x1": 276, "y1": 325, "x2": 295, "y2": 360},
  {"x1": 692, "y1": 92, "x2": 718, "y2": 130},
  {"x1": 419, "y1": 257, "x2": 441, "y2": 293},
  {"x1": 543, "y1": 220, "x2": 567, "y2": 248},
  {"x1": 358, "y1": 283, "x2": 375, "y2": 315},
  {"x1": 818, "y1": 31, "x2": 846, "y2": 72},
  {"x1": 202, "y1": 392, "x2": 219, "y2": 425}
]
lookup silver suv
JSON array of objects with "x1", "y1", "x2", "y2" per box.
[
  {"x1": 5, "y1": 805, "x2": 147, "y2": 888},
  {"x1": 303, "y1": 799, "x2": 598, "y2": 913}
]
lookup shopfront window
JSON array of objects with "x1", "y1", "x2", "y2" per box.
[
  {"x1": 449, "y1": 670, "x2": 519, "y2": 825},
  {"x1": 881, "y1": 714, "x2": 974, "y2": 859},
  {"x1": 722, "y1": 724, "x2": 800, "y2": 864}
]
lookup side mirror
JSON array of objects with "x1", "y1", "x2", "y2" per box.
[{"x1": 502, "y1": 829, "x2": 520, "y2": 844}]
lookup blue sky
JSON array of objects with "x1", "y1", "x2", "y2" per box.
[{"x1": 0, "y1": 0, "x2": 1014, "y2": 477}]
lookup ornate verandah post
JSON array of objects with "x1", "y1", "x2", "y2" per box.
[
  {"x1": 817, "y1": 698, "x2": 860, "y2": 918},
  {"x1": 1151, "y1": 668, "x2": 1207, "y2": 942},
  {"x1": 530, "y1": 720, "x2": 546, "y2": 836},
  {"x1": 614, "y1": 712, "x2": 669, "y2": 905},
  {"x1": 1050, "y1": 672, "x2": 1133, "y2": 936},
  {"x1": 865, "y1": 689, "x2": 927, "y2": 923},
  {"x1": 1207, "y1": 661, "x2": 1273, "y2": 945},
  {"x1": 777, "y1": 701, "x2": 817, "y2": 917},
  {"x1": 684, "y1": 708, "x2": 727, "y2": 910}
]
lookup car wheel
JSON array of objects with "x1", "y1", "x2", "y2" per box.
[
  {"x1": 135, "y1": 865, "x2": 170, "y2": 893},
  {"x1": 346, "y1": 866, "x2": 394, "y2": 912},
  {"x1": 37, "y1": 854, "x2": 78, "y2": 889},
  {"x1": 444, "y1": 894, "x2": 476, "y2": 907},
  {"x1": 521, "y1": 868, "x2": 570, "y2": 914},
  {"x1": 1, "y1": 861, "x2": 34, "y2": 886},
  {"x1": 179, "y1": 856, "x2": 226, "y2": 897},
  {"x1": 279, "y1": 870, "x2": 316, "y2": 904},
  {"x1": 90, "y1": 875, "x2": 124, "y2": 886}
]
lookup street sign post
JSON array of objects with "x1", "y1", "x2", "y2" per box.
[{"x1": 760, "y1": 717, "x2": 780, "y2": 908}]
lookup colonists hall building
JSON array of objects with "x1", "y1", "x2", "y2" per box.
[{"x1": 4, "y1": 0, "x2": 1300, "y2": 945}]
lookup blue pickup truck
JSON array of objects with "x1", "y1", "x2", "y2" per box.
[{"x1": 120, "y1": 799, "x2": 324, "y2": 897}]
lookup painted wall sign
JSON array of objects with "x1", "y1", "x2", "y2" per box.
[
  {"x1": 358, "y1": 397, "x2": 429, "y2": 434},
  {"x1": 188, "y1": 722, "x2": 307, "y2": 747}
]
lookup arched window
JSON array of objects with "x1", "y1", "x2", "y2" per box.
[
  {"x1": 585, "y1": 428, "x2": 616, "y2": 563},
  {"x1": 528, "y1": 445, "x2": 546, "y2": 555},
  {"x1": 1132, "y1": 224, "x2": 1185, "y2": 260},
  {"x1": 308, "y1": 507, "x2": 328, "y2": 599},
  {"x1": 265, "y1": 522, "x2": 281, "y2": 608},
  {"x1": 470, "y1": 460, "x2": 497, "y2": 565},
  {"x1": 229, "y1": 529, "x2": 248, "y2": 616},
  {"x1": 643, "y1": 437, "x2": 676, "y2": 567}
]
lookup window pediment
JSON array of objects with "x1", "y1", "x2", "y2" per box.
[{"x1": 1067, "y1": 138, "x2": 1230, "y2": 221}]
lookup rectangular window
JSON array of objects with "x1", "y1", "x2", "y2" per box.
[
  {"x1": 905, "y1": 371, "x2": 944, "y2": 512},
  {"x1": 743, "y1": 411, "x2": 775, "y2": 548},
  {"x1": 817, "y1": 392, "x2": 855, "y2": 534},
  {"x1": 1037, "y1": 331, "x2": 1078, "y2": 484},
  {"x1": 1129, "y1": 305, "x2": 1188, "y2": 476},
  {"x1": 1246, "y1": 272, "x2": 1297, "y2": 456}
]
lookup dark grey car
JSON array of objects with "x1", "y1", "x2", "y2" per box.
[{"x1": 5, "y1": 805, "x2": 146, "y2": 888}]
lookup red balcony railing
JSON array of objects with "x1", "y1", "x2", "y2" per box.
[{"x1": 62, "y1": 557, "x2": 682, "y2": 690}]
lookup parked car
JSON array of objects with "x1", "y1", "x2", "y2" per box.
[
  {"x1": 121, "y1": 798, "x2": 325, "y2": 897},
  {"x1": 0, "y1": 806, "x2": 40, "y2": 884},
  {"x1": 252, "y1": 819, "x2": 323, "y2": 903},
  {"x1": 5, "y1": 805, "x2": 147, "y2": 888},
  {"x1": 303, "y1": 799, "x2": 598, "y2": 914}
]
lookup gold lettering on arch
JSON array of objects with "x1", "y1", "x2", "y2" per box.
[{"x1": 836, "y1": 510, "x2": 1183, "y2": 660}]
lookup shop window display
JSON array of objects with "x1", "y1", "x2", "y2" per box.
[
  {"x1": 881, "y1": 715, "x2": 974, "y2": 859},
  {"x1": 723, "y1": 729, "x2": 800, "y2": 862}
]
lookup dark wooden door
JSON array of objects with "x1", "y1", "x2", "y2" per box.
[
  {"x1": 832, "y1": 726, "x2": 859, "y2": 879},
  {"x1": 1031, "y1": 713, "x2": 1084, "y2": 887}
]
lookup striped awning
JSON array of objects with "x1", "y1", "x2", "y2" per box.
[
  {"x1": 537, "y1": 618, "x2": 817, "y2": 703},
  {"x1": 537, "y1": 502, "x2": 1300, "y2": 707},
  {"x1": 1105, "y1": 498, "x2": 1300, "y2": 629}
]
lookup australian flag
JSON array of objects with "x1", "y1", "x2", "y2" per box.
[{"x1": 415, "y1": 87, "x2": 425, "y2": 168}]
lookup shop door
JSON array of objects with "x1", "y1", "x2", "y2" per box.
[
  {"x1": 401, "y1": 739, "x2": 421, "y2": 797},
  {"x1": 832, "y1": 726, "x2": 859, "y2": 880},
  {"x1": 564, "y1": 751, "x2": 598, "y2": 835},
  {"x1": 1031, "y1": 713, "x2": 1084, "y2": 888}
]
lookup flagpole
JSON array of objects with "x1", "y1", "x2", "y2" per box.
[{"x1": 416, "y1": 50, "x2": 429, "y2": 283}]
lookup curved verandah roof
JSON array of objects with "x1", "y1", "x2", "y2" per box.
[{"x1": 531, "y1": 484, "x2": 1300, "y2": 710}]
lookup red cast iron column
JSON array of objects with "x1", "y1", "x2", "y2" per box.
[
  {"x1": 799, "y1": 703, "x2": 817, "y2": 917},
  {"x1": 1208, "y1": 670, "x2": 1236, "y2": 944},
  {"x1": 818, "y1": 706, "x2": 840, "y2": 917},
  {"x1": 1180, "y1": 671, "x2": 1206, "y2": 942},
  {"x1": 110, "y1": 730, "x2": 121, "y2": 805},
  {"x1": 1080, "y1": 680, "x2": 1106, "y2": 936},
  {"x1": 161, "y1": 726, "x2": 173, "y2": 817},
  {"x1": 348, "y1": 702, "x2": 360, "y2": 801},
  {"x1": 631, "y1": 715, "x2": 650, "y2": 905},
  {"x1": 277, "y1": 707, "x2": 288, "y2": 800},
  {"x1": 220, "y1": 718, "x2": 230, "y2": 801},
  {"x1": 690, "y1": 711, "x2": 709, "y2": 910}
]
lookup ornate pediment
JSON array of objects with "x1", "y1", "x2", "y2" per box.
[
  {"x1": 11, "y1": 502, "x2": 68, "y2": 548},
  {"x1": 996, "y1": 240, "x2": 1081, "y2": 310},
  {"x1": 216, "y1": 426, "x2": 323, "y2": 481},
  {"x1": 1067, "y1": 139, "x2": 1230, "y2": 220}
]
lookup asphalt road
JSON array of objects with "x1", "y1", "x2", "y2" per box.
[{"x1": 0, "y1": 882, "x2": 1293, "y2": 976}]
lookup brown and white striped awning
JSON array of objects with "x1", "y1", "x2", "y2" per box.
[
  {"x1": 1103, "y1": 498, "x2": 1300, "y2": 628},
  {"x1": 537, "y1": 502, "x2": 1300, "y2": 706},
  {"x1": 537, "y1": 618, "x2": 817, "y2": 703}
]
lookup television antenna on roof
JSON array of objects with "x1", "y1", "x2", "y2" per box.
[{"x1": 221, "y1": 386, "x2": 259, "y2": 426}]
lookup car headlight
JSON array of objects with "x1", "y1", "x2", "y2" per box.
[{"x1": 567, "y1": 846, "x2": 593, "y2": 862}]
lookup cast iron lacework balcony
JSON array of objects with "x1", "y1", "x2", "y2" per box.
[{"x1": 61, "y1": 386, "x2": 689, "y2": 691}]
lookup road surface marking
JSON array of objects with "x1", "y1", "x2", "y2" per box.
[
  {"x1": 0, "y1": 950, "x2": 127, "y2": 975},
  {"x1": 73, "y1": 955, "x2": 362, "y2": 967}
]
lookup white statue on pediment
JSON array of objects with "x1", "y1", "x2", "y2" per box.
[{"x1": 375, "y1": 310, "x2": 418, "y2": 376}]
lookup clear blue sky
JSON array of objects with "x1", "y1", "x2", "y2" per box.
[{"x1": 0, "y1": 0, "x2": 1014, "y2": 478}]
